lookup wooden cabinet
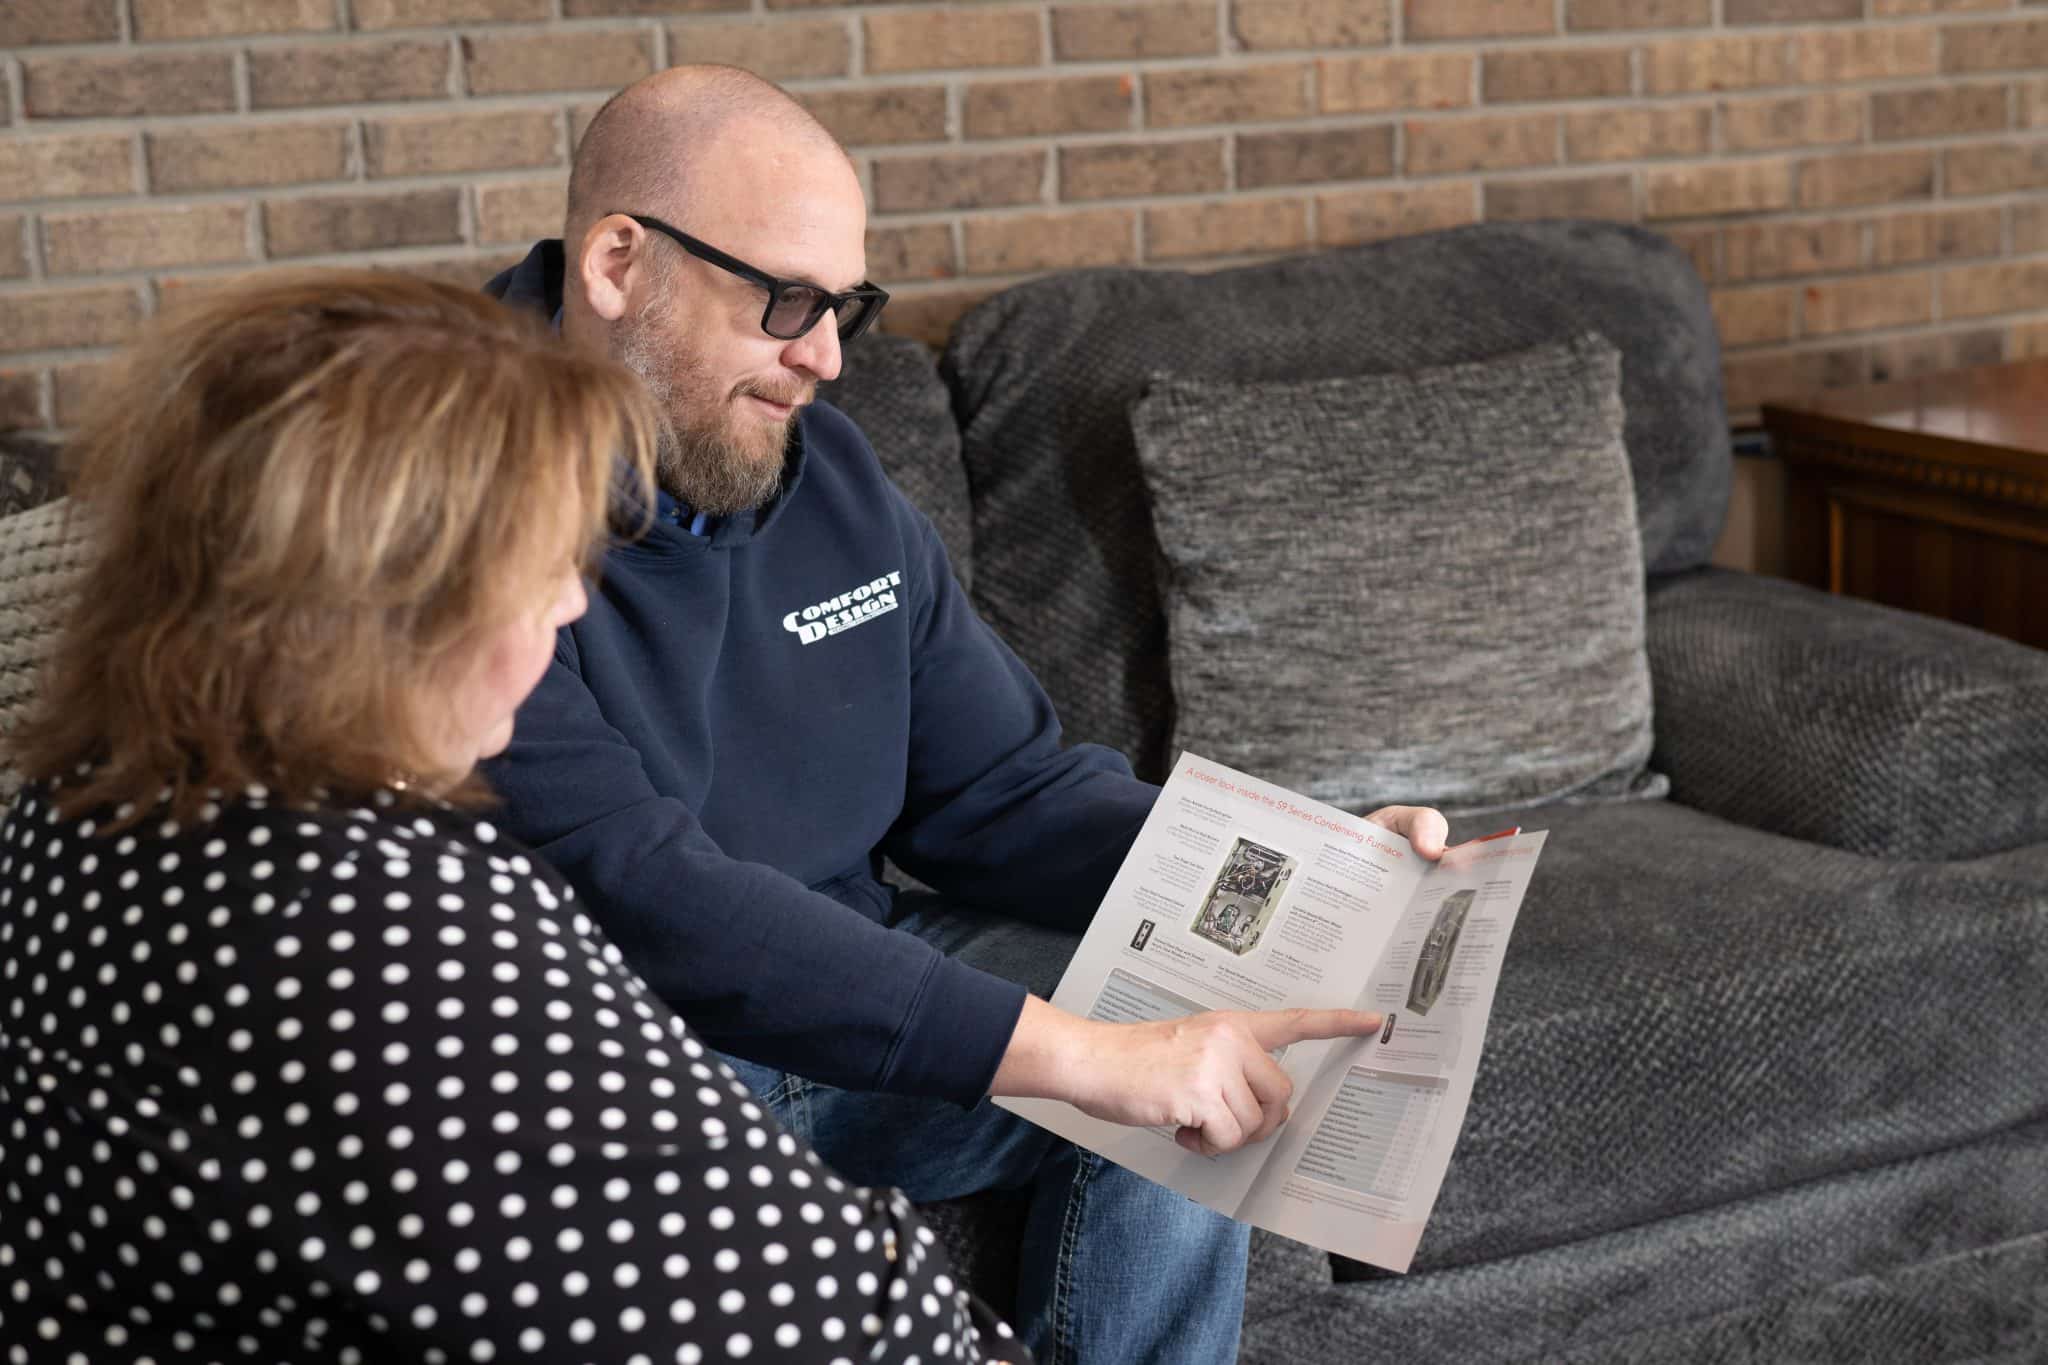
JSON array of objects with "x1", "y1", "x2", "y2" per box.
[{"x1": 1761, "y1": 360, "x2": 2048, "y2": 651}]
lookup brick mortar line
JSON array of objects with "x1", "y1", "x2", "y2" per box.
[
  {"x1": 7, "y1": 139, "x2": 2042, "y2": 220},
  {"x1": 20, "y1": 190, "x2": 46, "y2": 283},
  {"x1": 456, "y1": 176, "x2": 476, "y2": 250},
  {"x1": 169, "y1": 70, "x2": 2048, "y2": 137},
  {"x1": 5, "y1": 69, "x2": 2029, "y2": 129},
  {"x1": 0, "y1": 97, "x2": 624, "y2": 134},
  {"x1": 245, "y1": 194, "x2": 265, "y2": 264},
  {"x1": 1, "y1": 115, "x2": 2036, "y2": 197},
  {"x1": 7, "y1": 13, "x2": 2045, "y2": 61},
  {"x1": 846, "y1": 113, "x2": 2048, "y2": 156},
  {"x1": 14, "y1": 9, "x2": 2041, "y2": 49},
  {"x1": 1638, "y1": 188, "x2": 2048, "y2": 228},
  {"x1": 1135, "y1": 245, "x2": 1328, "y2": 273},
  {"x1": 807, "y1": 58, "x2": 2041, "y2": 92},
  {"x1": 0, "y1": 246, "x2": 529, "y2": 304},
  {"x1": 875, "y1": 186, "x2": 2038, "y2": 229},
  {"x1": 0, "y1": 166, "x2": 572, "y2": 215},
  {"x1": 1710, "y1": 252, "x2": 2022, "y2": 294},
  {"x1": 1717, "y1": 309, "x2": 2048, "y2": 357},
  {"x1": 127, "y1": 126, "x2": 149, "y2": 198}
]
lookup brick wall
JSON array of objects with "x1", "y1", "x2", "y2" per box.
[{"x1": 4, "y1": 0, "x2": 2048, "y2": 438}]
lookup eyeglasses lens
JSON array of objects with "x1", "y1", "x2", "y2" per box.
[
  {"x1": 766, "y1": 286, "x2": 879, "y2": 342},
  {"x1": 765, "y1": 286, "x2": 826, "y2": 340}
]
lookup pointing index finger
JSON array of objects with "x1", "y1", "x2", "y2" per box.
[{"x1": 1247, "y1": 1008, "x2": 1382, "y2": 1050}]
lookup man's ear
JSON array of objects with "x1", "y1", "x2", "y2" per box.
[{"x1": 576, "y1": 215, "x2": 644, "y2": 324}]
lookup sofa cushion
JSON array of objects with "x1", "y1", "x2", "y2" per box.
[
  {"x1": 818, "y1": 333, "x2": 973, "y2": 589},
  {"x1": 943, "y1": 220, "x2": 1728, "y2": 779},
  {"x1": 1390, "y1": 796, "x2": 2048, "y2": 1273},
  {"x1": 1646, "y1": 567, "x2": 2048, "y2": 861},
  {"x1": 1251, "y1": 1126, "x2": 2048, "y2": 1362},
  {"x1": 1131, "y1": 334, "x2": 1662, "y2": 814}
]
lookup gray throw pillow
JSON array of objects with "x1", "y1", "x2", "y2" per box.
[
  {"x1": 1130, "y1": 334, "x2": 1666, "y2": 815},
  {"x1": 818, "y1": 334, "x2": 974, "y2": 590}
]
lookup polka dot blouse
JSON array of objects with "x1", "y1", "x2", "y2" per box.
[{"x1": 0, "y1": 775, "x2": 1021, "y2": 1364}]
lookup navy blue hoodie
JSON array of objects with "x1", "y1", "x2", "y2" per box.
[{"x1": 482, "y1": 243, "x2": 1157, "y2": 1106}]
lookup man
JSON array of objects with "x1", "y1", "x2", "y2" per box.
[{"x1": 485, "y1": 65, "x2": 1448, "y2": 1364}]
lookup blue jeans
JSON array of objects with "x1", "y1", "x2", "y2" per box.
[{"x1": 728, "y1": 894, "x2": 1250, "y2": 1365}]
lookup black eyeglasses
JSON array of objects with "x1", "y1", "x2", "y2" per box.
[{"x1": 621, "y1": 212, "x2": 889, "y2": 344}]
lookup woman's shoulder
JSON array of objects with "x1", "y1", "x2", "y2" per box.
[
  {"x1": 211, "y1": 790, "x2": 574, "y2": 903},
  {"x1": 4, "y1": 775, "x2": 572, "y2": 914}
]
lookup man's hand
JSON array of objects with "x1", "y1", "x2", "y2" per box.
[
  {"x1": 992, "y1": 997, "x2": 1383, "y2": 1157},
  {"x1": 1364, "y1": 804, "x2": 1449, "y2": 860}
]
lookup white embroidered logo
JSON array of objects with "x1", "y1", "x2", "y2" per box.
[{"x1": 781, "y1": 570, "x2": 904, "y2": 645}]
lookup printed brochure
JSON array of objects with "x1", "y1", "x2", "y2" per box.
[{"x1": 995, "y1": 752, "x2": 1547, "y2": 1272}]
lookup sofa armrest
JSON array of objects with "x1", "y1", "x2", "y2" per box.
[
  {"x1": 1645, "y1": 567, "x2": 2048, "y2": 860},
  {"x1": 0, "y1": 497, "x2": 92, "y2": 802}
]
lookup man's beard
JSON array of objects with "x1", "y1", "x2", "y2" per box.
[{"x1": 612, "y1": 295, "x2": 803, "y2": 518}]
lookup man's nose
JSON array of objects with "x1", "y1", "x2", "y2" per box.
[{"x1": 782, "y1": 313, "x2": 843, "y2": 383}]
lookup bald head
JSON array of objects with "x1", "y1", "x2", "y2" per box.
[
  {"x1": 559, "y1": 65, "x2": 871, "y2": 517},
  {"x1": 566, "y1": 65, "x2": 854, "y2": 245}
]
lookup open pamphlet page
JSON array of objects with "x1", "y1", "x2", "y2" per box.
[{"x1": 995, "y1": 752, "x2": 1547, "y2": 1272}]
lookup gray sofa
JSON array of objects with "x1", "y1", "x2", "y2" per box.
[
  {"x1": 1, "y1": 219, "x2": 2040, "y2": 1362},
  {"x1": 818, "y1": 220, "x2": 2048, "y2": 1363}
]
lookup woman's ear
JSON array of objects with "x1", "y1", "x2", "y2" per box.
[{"x1": 577, "y1": 215, "x2": 642, "y2": 324}]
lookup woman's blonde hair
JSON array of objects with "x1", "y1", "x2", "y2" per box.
[{"x1": 12, "y1": 270, "x2": 658, "y2": 823}]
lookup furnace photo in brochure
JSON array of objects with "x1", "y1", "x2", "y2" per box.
[
  {"x1": 996, "y1": 753, "x2": 1547, "y2": 1272},
  {"x1": 1189, "y1": 836, "x2": 1296, "y2": 956}
]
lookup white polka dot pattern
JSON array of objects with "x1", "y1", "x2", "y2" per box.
[{"x1": 0, "y1": 777, "x2": 1020, "y2": 1363}]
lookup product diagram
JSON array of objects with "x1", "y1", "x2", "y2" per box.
[
  {"x1": 1189, "y1": 837, "x2": 1296, "y2": 956},
  {"x1": 1405, "y1": 888, "x2": 1475, "y2": 1016}
]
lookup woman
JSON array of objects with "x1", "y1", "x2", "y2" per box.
[{"x1": 0, "y1": 274, "x2": 1020, "y2": 1363}]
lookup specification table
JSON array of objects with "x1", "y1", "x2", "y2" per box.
[{"x1": 1294, "y1": 1068, "x2": 1448, "y2": 1204}]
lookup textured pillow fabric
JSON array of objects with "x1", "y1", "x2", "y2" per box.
[
  {"x1": 1131, "y1": 334, "x2": 1664, "y2": 815},
  {"x1": 1646, "y1": 567, "x2": 2048, "y2": 860},
  {"x1": 817, "y1": 333, "x2": 974, "y2": 589},
  {"x1": 0, "y1": 498, "x2": 93, "y2": 801},
  {"x1": 943, "y1": 220, "x2": 1728, "y2": 782}
]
